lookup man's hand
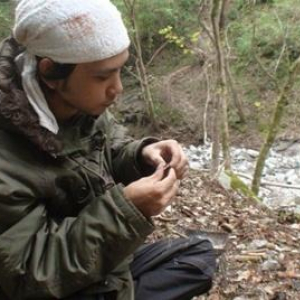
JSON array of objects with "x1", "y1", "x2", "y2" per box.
[
  {"x1": 123, "y1": 164, "x2": 180, "y2": 217},
  {"x1": 141, "y1": 140, "x2": 189, "y2": 179}
]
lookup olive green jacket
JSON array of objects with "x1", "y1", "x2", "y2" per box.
[{"x1": 0, "y1": 38, "x2": 155, "y2": 300}]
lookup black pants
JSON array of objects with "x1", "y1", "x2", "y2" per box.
[{"x1": 69, "y1": 237, "x2": 216, "y2": 300}]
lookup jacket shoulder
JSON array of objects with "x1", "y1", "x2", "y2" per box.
[
  {"x1": 0, "y1": 129, "x2": 45, "y2": 162},
  {"x1": 0, "y1": 129, "x2": 45, "y2": 197}
]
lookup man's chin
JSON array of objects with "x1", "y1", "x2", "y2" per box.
[{"x1": 89, "y1": 106, "x2": 107, "y2": 116}]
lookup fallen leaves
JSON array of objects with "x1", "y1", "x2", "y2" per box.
[
  {"x1": 277, "y1": 271, "x2": 300, "y2": 279},
  {"x1": 149, "y1": 170, "x2": 300, "y2": 299}
]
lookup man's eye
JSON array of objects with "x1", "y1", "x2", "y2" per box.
[{"x1": 97, "y1": 75, "x2": 109, "y2": 81}]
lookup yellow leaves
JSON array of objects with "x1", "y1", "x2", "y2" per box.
[
  {"x1": 190, "y1": 31, "x2": 200, "y2": 43},
  {"x1": 158, "y1": 25, "x2": 173, "y2": 35},
  {"x1": 159, "y1": 26, "x2": 187, "y2": 53},
  {"x1": 158, "y1": 27, "x2": 199, "y2": 55},
  {"x1": 254, "y1": 101, "x2": 262, "y2": 108},
  {"x1": 183, "y1": 49, "x2": 194, "y2": 55}
]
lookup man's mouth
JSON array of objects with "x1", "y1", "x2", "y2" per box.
[{"x1": 104, "y1": 101, "x2": 114, "y2": 107}]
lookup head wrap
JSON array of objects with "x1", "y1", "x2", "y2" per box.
[{"x1": 13, "y1": 0, "x2": 130, "y2": 134}]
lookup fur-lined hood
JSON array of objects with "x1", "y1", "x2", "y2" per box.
[{"x1": 0, "y1": 37, "x2": 63, "y2": 156}]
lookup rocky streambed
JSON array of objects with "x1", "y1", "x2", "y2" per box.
[{"x1": 184, "y1": 140, "x2": 300, "y2": 213}]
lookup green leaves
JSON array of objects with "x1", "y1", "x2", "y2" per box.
[
  {"x1": 0, "y1": 3, "x2": 11, "y2": 39},
  {"x1": 115, "y1": 0, "x2": 200, "y2": 57}
]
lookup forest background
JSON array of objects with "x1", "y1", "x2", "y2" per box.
[
  {"x1": 3, "y1": 0, "x2": 300, "y2": 195},
  {"x1": 1, "y1": 0, "x2": 300, "y2": 202},
  {"x1": 0, "y1": 0, "x2": 300, "y2": 180},
  {"x1": 1, "y1": 1, "x2": 300, "y2": 299}
]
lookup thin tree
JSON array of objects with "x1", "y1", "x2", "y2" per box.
[
  {"x1": 122, "y1": 0, "x2": 157, "y2": 128},
  {"x1": 211, "y1": 0, "x2": 231, "y2": 171},
  {"x1": 224, "y1": 22, "x2": 246, "y2": 124},
  {"x1": 251, "y1": 56, "x2": 300, "y2": 195},
  {"x1": 219, "y1": 0, "x2": 230, "y2": 30}
]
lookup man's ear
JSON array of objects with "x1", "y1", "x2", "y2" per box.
[{"x1": 38, "y1": 58, "x2": 59, "y2": 90}]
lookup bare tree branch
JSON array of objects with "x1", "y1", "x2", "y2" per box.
[{"x1": 146, "y1": 41, "x2": 169, "y2": 67}]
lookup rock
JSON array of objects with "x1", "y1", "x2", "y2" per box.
[
  {"x1": 271, "y1": 291, "x2": 287, "y2": 300},
  {"x1": 284, "y1": 143, "x2": 300, "y2": 157},
  {"x1": 284, "y1": 169, "x2": 298, "y2": 184},
  {"x1": 293, "y1": 280, "x2": 300, "y2": 291},
  {"x1": 274, "y1": 173, "x2": 286, "y2": 182},
  {"x1": 189, "y1": 161, "x2": 202, "y2": 170},
  {"x1": 294, "y1": 205, "x2": 300, "y2": 214},
  {"x1": 218, "y1": 170, "x2": 231, "y2": 190},
  {"x1": 189, "y1": 145, "x2": 198, "y2": 152},
  {"x1": 178, "y1": 188, "x2": 190, "y2": 197},
  {"x1": 278, "y1": 253, "x2": 285, "y2": 263},
  {"x1": 261, "y1": 259, "x2": 281, "y2": 271},
  {"x1": 247, "y1": 149, "x2": 259, "y2": 158},
  {"x1": 293, "y1": 198, "x2": 300, "y2": 205},
  {"x1": 184, "y1": 141, "x2": 300, "y2": 214},
  {"x1": 248, "y1": 239, "x2": 268, "y2": 250},
  {"x1": 236, "y1": 244, "x2": 247, "y2": 250}
]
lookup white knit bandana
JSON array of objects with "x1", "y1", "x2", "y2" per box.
[{"x1": 13, "y1": 0, "x2": 130, "y2": 134}]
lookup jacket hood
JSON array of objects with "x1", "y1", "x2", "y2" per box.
[{"x1": 0, "y1": 37, "x2": 63, "y2": 156}]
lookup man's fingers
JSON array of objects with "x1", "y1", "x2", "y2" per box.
[
  {"x1": 166, "y1": 142, "x2": 186, "y2": 167},
  {"x1": 169, "y1": 146, "x2": 181, "y2": 167},
  {"x1": 168, "y1": 179, "x2": 180, "y2": 197},
  {"x1": 160, "y1": 167, "x2": 177, "y2": 188},
  {"x1": 147, "y1": 151, "x2": 167, "y2": 168},
  {"x1": 169, "y1": 146, "x2": 188, "y2": 179},
  {"x1": 151, "y1": 163, "x2": 165, "y2": 180},
  {"x1": 177, "y1": 149, "x2": 189, "y2": 172},
  {"x1": 162, "y1": 179, "x2": 180, "y2": 207},
  {"x1": 176, "y1": 160, "x2": 190, "y2": 179},
  {"x1": 181, "y1": 167, "x2": 189, "y2": 179}
]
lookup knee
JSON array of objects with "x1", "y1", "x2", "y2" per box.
[
  {"x1": 186, "y1": 238, "x2": 217, "y2": 279},
  {"x1": 201, "y1": 276, "x2": 214, "y2": 294}
]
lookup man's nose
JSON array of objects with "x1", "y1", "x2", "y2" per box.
[
  {"x1": 115, "y1": 75, "x2": 124, "y2": 95},
  {"x1": 108, "y1": 73, "x2": 123, "y2": 98}
]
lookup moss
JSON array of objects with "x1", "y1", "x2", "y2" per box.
[{"x1": 226, "y1": 171, "x2": 261, "y2": 202}]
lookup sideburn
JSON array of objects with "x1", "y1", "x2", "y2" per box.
[{"x1": 36, "y1": 57, "x2": 76, "y2": 94}]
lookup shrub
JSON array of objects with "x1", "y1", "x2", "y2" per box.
[
  {"x1": 114, "y1": 0, "x2": 200, "y2": 59},
  {"x1": 0, "y1": 2, "x2": 12, "y2": 39}
]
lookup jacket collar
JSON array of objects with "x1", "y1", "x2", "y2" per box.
[
  {"x1": 0, "y1": 38, "x2": 101, "y2": 158},
  {"x1": 0, "y1": 87, "x2": 100, "y2": 158}
]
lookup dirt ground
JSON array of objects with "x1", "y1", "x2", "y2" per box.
[
  {"x1": 152, "y1": 170, "x2": 300, "y2": 300},
  {"x1": 117, "y1": 60, "x2": 300, "y2": 150},
  {"x1": 116, "y1": 63, "x2": 300, "y2": 299}
]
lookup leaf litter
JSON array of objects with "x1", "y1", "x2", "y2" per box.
[{"x1": 148, "y1": 170, "x2": 300, "y2": 300}]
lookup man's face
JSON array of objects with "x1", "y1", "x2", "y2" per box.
[{"x1": 48, "y1": 49, "x2": 129, "y2": 119}]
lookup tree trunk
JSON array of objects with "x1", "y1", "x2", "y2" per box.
[
  {"x1": 211, "y1": 93, "x2": 221, "y2": 176},
  {"x1": 123, "y1": 0, "x2": 157, "y2": 128},
  {"x1": 211, "y1": 0, "x2": 231, "y2": 171},
  {"x1": 252, "y1": 57, "x2": 300, "y2": 195},
  {"x1": 219, "y1": 0, "x2": 230, "y2": 30},
  {"x1": 225, "y1": 58, "x2": 246, "y2": 124}
]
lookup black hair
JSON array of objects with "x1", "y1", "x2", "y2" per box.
[
  {"x1": 36, "y1": 56, "x2": 76, "y2": 80},
  {"x1": 0, "y1": 36, "x2": 76, "y2": 90}
]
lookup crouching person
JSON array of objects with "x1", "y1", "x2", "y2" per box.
[{"x1": 0, "y1": 0, "x2": 216, "y2": 299}]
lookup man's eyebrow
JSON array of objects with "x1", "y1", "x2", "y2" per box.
[
  {"x1": 93, "y1": 53, "x2": 129, "y2": 75},
  {"x1": 94, "y1": 67, "x2": 120, "y2": 75}
]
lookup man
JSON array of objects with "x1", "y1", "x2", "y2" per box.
[{"x1": 0, "y1": 0, "x2": 216, "y2": 299}]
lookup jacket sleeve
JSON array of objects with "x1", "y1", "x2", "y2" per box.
[
  {"x1": 0, "y1": 172, "x2": 154, "y2": 299},
  {"x1": 103, "y1": 111, "x2": 159, "y2": 185}
]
